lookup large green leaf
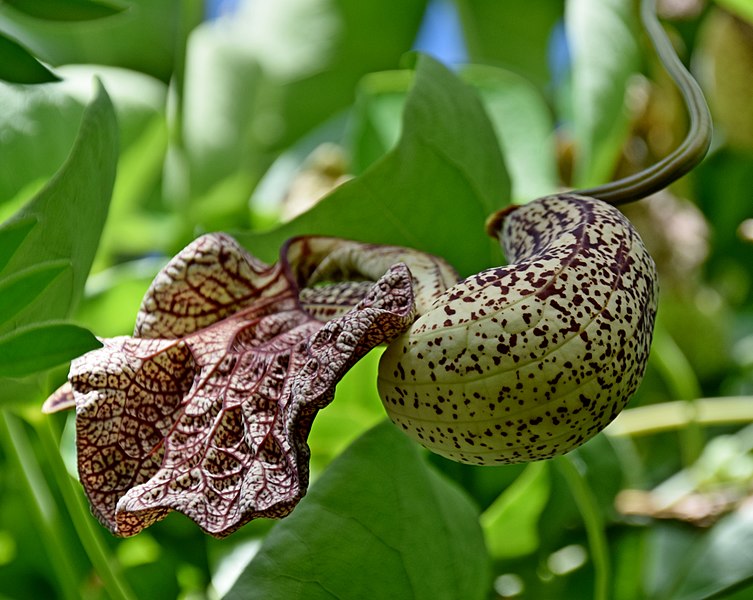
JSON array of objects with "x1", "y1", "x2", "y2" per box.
[
  {"x1": 646, "y1": 506, "x2": 753, "y2": 599},
  {"x1": 0, "y1": 322, "x2": 100, "y2": 377},
  {"x1": 0, "y1": 32, "x2": 58, "y2": 83},
  {"x1": 349, "y1": 70, "x2": 411, "y2": 174},
  {"x1": 454, "y1": 0, "x2": 563, "y2": 88},
  {"x1": 0, "y1": 216, "x2": 35, "y2": 272},
  {"x1": 566, "y1": 0, "x2": 639, "y2": 187},
  {"x1": 224, "y1": 421, "x2": 491, "y2": 600},
  {"x1": 0, "y1": 80, "x2": 118, "y2": 334},
  {"x1": 179, "y1": 0, "x2": 428, "y2": 198},
  {"x1": 481, "y1": 461, "x2": 551, "y2": 559},
  {"x1": 0, "y1": 65, "x2": 165, "y2": 210},
  {"x1": 0, "y1": 261, "x2": 70, "y2": 329},
  {"x1": 237, "y1": 54, "x2": 510, "y2": 277},
  {"x1": 0, "y1": 0, "x2": 198, "y2": 82},
  {"x1": 462, "y1": 65, "x2": 559, "y2": 203},
  {"x1": 3, "y1": 0, "x2": 126, "y2": 22}
]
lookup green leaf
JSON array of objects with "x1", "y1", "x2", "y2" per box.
[
  {"x1": 0, "y1": 32, "x2": 58, "y2": 83},
  {"x1": 0, "y1": 0, "x2": 198, "y2": 82},
  {"x1": 0, "y1": 216, "x2": 36, "y2": 272},
  {"x1": 0, "y1": 261, "x2": 70, "y2": 329},
  {"x1": 646, "y1": 506, "x2": 753, "y2": 600},
  {"x1": 714, "y1": 0, "x2": 753, "y2": 24},
  {"x1": 237, "y1": 54, "x2": 510, "y2": 277},
  {"x1": 480, "y1": 461, "x2": 551, "y2": 559},
  {"x1": 0, "y1": 65, "x2": 167, "y2": 206},
  {"x1": 349, "y1": 70, "x2": 412, "y2": 174},
  {"x1": 0, "y1": 80, "x2": 118, "y2": 334},
  {"x1": 179, "y1": 0, "x2": 428, "y2": 197},
  {"x1": 3, "y1": 0, "x2": 126, "y2": 22},
  {"x1": 224, "y1": 421, "x2": 491, "y2": 600},
  {"x1": 0, "y1": 322, "x2": 100, "y2": 377},
  {"x1": 455, "y1": 0, "x2": 564, "y2": 88},
  {"x1": 566, "y1": 0, "x2": 639, "y2": 187},
  {"x1": 269, "y1": 0, "x2": 429, "y2": 152},
  {"x1": 462, "y1": 65, "x2": 559, "y2": 203},
  {"x1": 307, "y1": 348, "x2": 388, "y2": 473}
]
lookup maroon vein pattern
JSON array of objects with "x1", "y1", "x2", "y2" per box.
[{"x1": 48, "y1": 233, "x2": 418, "y2": 537}]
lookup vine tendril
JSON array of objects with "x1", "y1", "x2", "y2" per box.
[{"x1": 573, "y1": 0, "x2": 712, "y2": 205}]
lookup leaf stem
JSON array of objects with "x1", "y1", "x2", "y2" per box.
[
  {"x1": 650, "y1": 323, "x2": 705, "y2": 465},
  {"x1": 556, "y1": 455, "x2": 611, "y2": 600},
  {"x1": 36, "y1": 416, "x2": 137, "y2": 600},
  {"x1": 0, "y1": 410, "x2": 80, "y2": 600},
  {"x1": 606, "y1": 396, "x2": 753, "y2": 437}
]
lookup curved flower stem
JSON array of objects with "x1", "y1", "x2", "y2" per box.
[
  {"x1": 574, "y1": 0, "x2": 712, "y2": 204},
  {"x1": 36, "y1": 416, "x2": 137, "y2": 600},
  {"x1": 556, "y1": 455, "x2": 611, "y2": 600},
  {"x1": 0, "y1": 410, "x2": 80, "y2": 600}
]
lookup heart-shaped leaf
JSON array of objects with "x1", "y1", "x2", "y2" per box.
[
  {"x1": 236, "y1": 54, "x2": 509, "y2": 277},
  {"x1": 224, "y1": 421, "x2": 491, "y2": 600}
]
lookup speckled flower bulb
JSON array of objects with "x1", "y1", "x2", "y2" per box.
[{"x1": 377, "y1": 195, "x2": 658, "y2": 465}]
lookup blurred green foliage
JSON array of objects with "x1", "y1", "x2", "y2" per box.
[{"x1": 1, "y1": 0, "x2": 753, "y2": 599}]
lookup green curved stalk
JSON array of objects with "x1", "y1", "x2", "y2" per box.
[
  {"x1": 574, "y1": 0, "x2": 712, "y2": 204},
  {"x1": 556, "y1": 455, "x2": 611, "y2": 600},
  {"x1": 36, "y1": 417, "x2": 136, "y2": 600}
]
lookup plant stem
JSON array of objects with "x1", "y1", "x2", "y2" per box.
[
  {"x1": 36, "y1": 417, "x2": 137, "y2": 600},
  {"x1": 606, "y1": 396, "x2": 753, "y2": 437},
  {"x1": 0, "y1": 410, "x2": 80, "y2": 600},
  {"x1": 556, "y1": 455, "x2": 611, "y2": 600},
  {"x1": 650, "y1": 323, "x2": 705, "y2": 465}
]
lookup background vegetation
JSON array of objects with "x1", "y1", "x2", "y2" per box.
[{"x1": 1, "y1": 0, "x2": 752, "y2": 598}]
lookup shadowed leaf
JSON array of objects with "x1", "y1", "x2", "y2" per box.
[
  {"x1": 4, "y1": 0, "x2": 127, "y2": 22},
  {"x1": 0, "y1": 32, "x2": 59, "y2": 83},
  {"x1": 0, "y1": 81, "x2": 117, "y2": 334},
  {"x1": 0, "y1": 261, "x2": 70, "y2": 329},
  {"x1": 0, "y1": 322, "x2": 100, "y2": 377},
  {"x1": 224, "y1": 421, "x2": 491, "y2": 600}
]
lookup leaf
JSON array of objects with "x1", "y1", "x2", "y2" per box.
[
  {"x1": 0, "y1": 64, "x2": 167, "y2": 214},
  {"x1": 0, "y1": 260, "x2": 70, "y2": 328},
  {"x1": 223, "y1": 421, "x2": 491, "y2": 600},
  {"x1": 45, "y1": 233, "x2": 462, "y2": 537},
  {"x1": 462, "y1": 65, "x2": 559, "y2": 203},
  {"x1": 566, "y1": 0, "x2": 639, "y2": 187},
  {"x1": 0, "y1": 322, "x2": 100, "y2": 377},
  {"x1": 454, "y1": 0, "x2": 564, "y2": 88},
  {"x1": 236, "y1": 54, "x2": 510, "y2": 277},
  {"x1": 0, "y1": 216, "x2": 36, "y2": 272},
  {"x1": 0, "y1": 32, "x2": 58, "y2": 83},
  {"x1": 714, "y1": 0, "x2": 753, "y2": 24},
  {"x1": 349, "y1": 70, "x2": 412, "y2": 174},
  {"x1": 0, "y1": 0, "x2": 198, "y2": 82},
  {"x1": 3, "y1": 0, "x2": 127, "y2": 21},
  {"x1": 0, "y1": 79, "x2": 118, "y2": 334},
  {"x1": 180, "y1": 0, "x2": 427, "y2": 196},
  {"x1": 275, "y1": 0, "x2": 428, "y2": 150},
  {"x1": 480, "y1": 461, "x2": 551, "y2": 559},
  {"x1": 646, "y1": 505, "x2": 753, "y2": 600}
]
